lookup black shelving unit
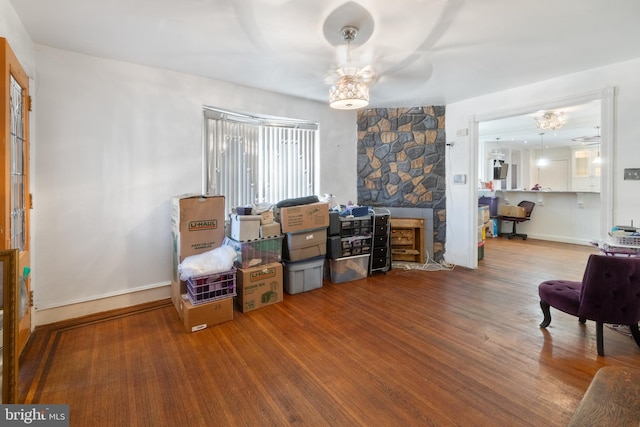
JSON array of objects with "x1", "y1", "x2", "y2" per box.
[
  {"x1": 369, "y1": 208, "x2": 391, "y2": 275},
  {"x1": 326, "y1": 213, "x2": 372, "y2": 259}
]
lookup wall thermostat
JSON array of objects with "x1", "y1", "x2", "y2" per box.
[{"x1": 453, "y1": 174, "x2": 467, "y2": 184}]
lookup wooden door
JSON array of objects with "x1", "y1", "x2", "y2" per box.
[{"x1": 1, "y1": 38, "x2": 32, "y2": 354}]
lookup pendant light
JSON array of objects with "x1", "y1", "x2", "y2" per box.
[{"x1": 536, "y1": 133, "x2": 548, "y2": 167}]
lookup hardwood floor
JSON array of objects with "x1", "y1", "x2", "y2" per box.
[{"x1": 19, "y1": 238, "x2": 640, "y2": 426}]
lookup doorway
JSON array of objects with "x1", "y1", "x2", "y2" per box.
[
  {"x1": 472, "y1": 88, "x2": 615, "y2": 264},
  {"x1": 1, "y1": 38, "x2": 32, "y2": 356}
]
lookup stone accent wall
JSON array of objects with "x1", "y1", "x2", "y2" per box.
[{"x1": 356, "y1": 106, "x2": 446, "y2": 261}]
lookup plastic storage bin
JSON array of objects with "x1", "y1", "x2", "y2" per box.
[
  {"x1": 224, "y1": 236, "x2": 283, "y2": 268},
  {"x1": 282, "y1": 257, "x2": 324, "y2": 294},
  {"x1": 326, "y1": 254, "x2": 370, "y2": 284},
  {"x1": 283, "y1": 228, "x2": 327, "y2": 261},
  {"x1": 230, "y1": 214, "x2": 261, "y2": 241},
  {"x1": 479, "y1": 196, "x2": 499, "y2": 217},
  {"x1": 340, "y1": 216, "x2": 372, "y2": 237}
]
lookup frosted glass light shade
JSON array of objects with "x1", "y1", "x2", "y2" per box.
[{"x1": 329, "y1": 76, "x2": 369, "y2": 110}]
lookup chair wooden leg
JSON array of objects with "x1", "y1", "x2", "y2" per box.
[
  {"x1": 579, "y1": 317, "x2": 586, "y2": 324},
  {"x1": 596, "y1": 321, "x2": 604, "y2": 356},
  {"x1": 539, "y1": 301, "x2": 551, "y2": 328},
  {"x1": 630, "y1": 323, "x2": 640, "y2": 349}
]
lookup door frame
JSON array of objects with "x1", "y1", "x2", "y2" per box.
[{"x1": 1, "y1": 37, "x2": 32, "y2": 355}]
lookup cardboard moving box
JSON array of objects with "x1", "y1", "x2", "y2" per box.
[
  {"x1": 171, "y1": 194, "x2": 225, "y2": 310},
  {"x1": 176, "y1": 295, "x2": 234, "y2": 332},
  {"x1": 275, "y1": 202, "x2": 329, "y2": 233},
  {"x1": 498, "y1": 205, "x2": 527, "y2": 218},
  {"x1": 236, "y1": 262, "x2": 283, "y2": 313}
]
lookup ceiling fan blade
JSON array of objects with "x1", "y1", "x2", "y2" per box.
[{"x1": 364, "y1": 0, "x2": 460, "y2": 73}]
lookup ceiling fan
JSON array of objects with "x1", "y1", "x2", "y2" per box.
[
  {"x1": 324, "y1": 25, "x2": 375, "y2": 109},
  {"x1": 226, "y1": 0, "x2": 462, "y2": 107},
  {"x1": 320, "y1": 1, "x2": 461, "y2": 108},
  {"x1": 572, "y1": 126, "x2": 601, "y2": 143}
]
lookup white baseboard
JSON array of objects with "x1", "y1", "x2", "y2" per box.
[
  {"x1": 526, "y1": 234, "x2": 593, "y2": 246},
  {"x1": 34, "y1": 284, "x2": 172, "y2": 327}
]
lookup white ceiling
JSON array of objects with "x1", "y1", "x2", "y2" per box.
[
  {"x1": 10, "y1": 0, "x2": 640, "y2": 109},
  {"x1": 479, "y1": 100, "x2": 602, "y2": 150}
]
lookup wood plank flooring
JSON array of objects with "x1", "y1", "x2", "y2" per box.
[{"x1": 19, "y1": 238, "x2": 640, "y2": 426}]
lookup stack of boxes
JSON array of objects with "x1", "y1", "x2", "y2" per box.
[
  {"x1": 479, "y1": 196, "x2": 500, "y2": 237},
  {"x1": 226, "y1": 210, "x2": 284, "y2": 313},
  {"x1": 171, "y1": 194, "x2": 233, "y2": 332},
  {"x1": 478, "y1": 204, "x2": 490, "y2": 260},
  {"x1": 325, "y1": 210, "x2": 372, "y2": 283},
  {"x1": 275, "y1": 202, "x2": 330, "y2": 294},
  {"x1": 171, "y1": 195, "x2": 377, "y2": 332}
]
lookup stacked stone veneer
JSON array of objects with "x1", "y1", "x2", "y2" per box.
[{"x1": 356, "y1": 106, "x2": 446, "y2": 261}]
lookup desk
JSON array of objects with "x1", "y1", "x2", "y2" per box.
[
  {"x1": 568, "y1": 366, "x2": 640, "y2": 427},
  {"x1": 590, "y1": 240, "x2": 640, "y2": 257}
]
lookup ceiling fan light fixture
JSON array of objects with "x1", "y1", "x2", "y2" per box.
[
  {"x1": 329, "y1": 75, "x2": 369, "y2": 110},
  {"x1": 327, "y1": 25, "x2": 371, "y2": 110}
]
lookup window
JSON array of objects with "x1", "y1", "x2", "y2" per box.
[
  {"x1": 10, "y1": 75, "x2": 26, "y2": 251},
  {"x1": 202, "y1": 107, "x2": 319, "y2": 214}
]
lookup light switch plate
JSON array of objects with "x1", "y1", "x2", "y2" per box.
[
  {"x1": 453, "y1": 174, "x2": 467, "y2": 184},
  {"x1": 624, "y1": 168, "x2": 640, "y2": 180}
]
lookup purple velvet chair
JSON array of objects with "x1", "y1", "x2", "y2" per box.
[{"x1": 538, "y1": 254, "x2": 640, "y2": 356}]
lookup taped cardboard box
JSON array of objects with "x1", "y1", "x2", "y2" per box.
[
  {"x1": 498, "y1": 205, "x2": 527, "y2": 218},
  {"x1": 176, "y1": 295, "x2": 233, "y2": 333},
  {"x1": 236, "y1": 262, "x2": 283, "y2": 313},
  {"x1": 275, "y1": 202, "x2": 329, "y2": 233},
  {"x1": 260, "y1": 210, "x2": 274, "y2": 225},
  {"x1": 260, "y1": 222, "x2": 281, "y2": 238}
]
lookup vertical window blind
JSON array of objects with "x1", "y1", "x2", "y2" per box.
[{"x1": 203, "y1": 107, "x2": 319, "y2": 214}]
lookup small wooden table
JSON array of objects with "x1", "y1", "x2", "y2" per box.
[
  {"x1": 568, "y1": 366, "x2": 640, "y2": 427},
  {"x1": 390, "y1": 217, "x2": 425, "y2": 264}
]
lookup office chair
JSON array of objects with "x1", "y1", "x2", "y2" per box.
[
  {"x1": 499, "y1": 200, "x2": 535, "y2": 240},
  {"x1": 538, "y1": 254, "x2": 640, "y2": 356}
]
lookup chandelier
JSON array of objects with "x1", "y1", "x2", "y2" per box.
[
  {"x1": 328, "y1": 26, "x2": 371, "y2": 110},
  {"x1": 534, "y1": 111, "x2": 568, "y2": 131},
  {"x1": 329, "y1": 76, "x2": 369, "y2": 109}
]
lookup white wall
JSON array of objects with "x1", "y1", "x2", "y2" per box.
[
  {"x1": 445, "y1": 58, "x2": 640, "y2": 268},
  {"x1": 0, "y1": 0, "x2": 35, "y2": 75},
  {"x1": 31, "y1": 45, "x2": 357, "y2": 323}
]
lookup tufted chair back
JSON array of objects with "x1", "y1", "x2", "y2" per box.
[{"x1": 577, "y1": 254, "x2": 640, "y2": 324}]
